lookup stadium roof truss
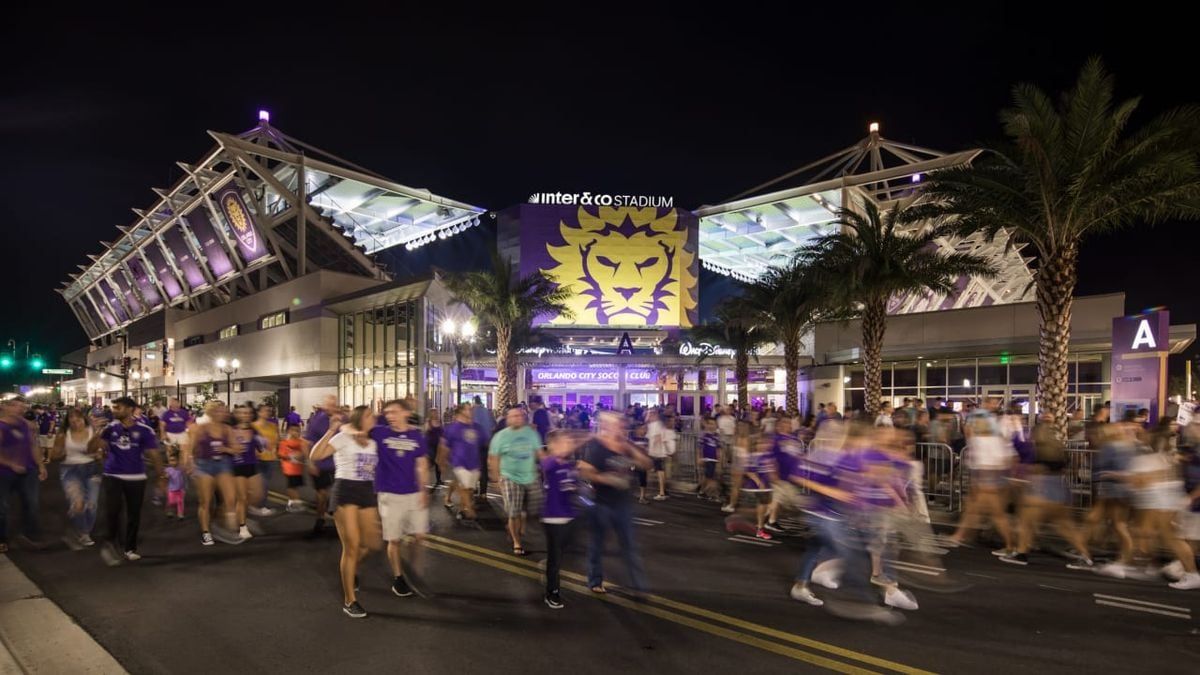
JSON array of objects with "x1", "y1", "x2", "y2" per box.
[
  {"x1": 695, "y1": 125, "x2": 1036, "y2": 311},
  {"x1": 59, "y1": 120, "x2": 485, "y2": 342}
]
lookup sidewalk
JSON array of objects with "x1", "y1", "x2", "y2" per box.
[{"x1": 0, "y1": 555, "x2": 125, "y2": 674}]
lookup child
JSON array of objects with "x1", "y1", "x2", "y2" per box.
[
  {"x1": 278, "y1": 424, "x2": 306, "y2": 512},
  {"x1": 698, "y1": 418, "x2": 721, "y2": 501},
  {"x1": 630, "y1": 423, "x2": 650, "y2": 505},
  {"x1": 165, "y1": 452, "x2": 186, "y2": 519},
  {"x1": 541, "y1": 430, "x2": 577, "y2": 609},
  {"x1": 743, "y1": 435, "x2": 777, "y2": 540}
]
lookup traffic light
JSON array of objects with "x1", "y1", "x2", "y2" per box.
[
  {"x1": 121, "y1": 357, "x2": 131, "y2": 377},
  {"x1": 29, "y1": 355, "x2": 44, "y2": 371},
  {"x1": 0, "y1": 355, "x2": 11, "y2": 369}
]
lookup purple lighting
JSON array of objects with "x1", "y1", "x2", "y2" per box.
[
  {"x1": 258, "y1": 109, "x2": 270, "y2": 123},
  {"x1": 911, "y1": 173, "x2": 922, "y2": 183}
]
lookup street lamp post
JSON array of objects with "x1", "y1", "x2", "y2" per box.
[
  {"x1": 441, "y1": 319, "x2": 476, "y2": 406},
  {"x1": 216, "y1": 357, "x2": 241, "y2": 407},
  {"x1": 131, "y1": 368, "x2": 150, "y2": 406}
]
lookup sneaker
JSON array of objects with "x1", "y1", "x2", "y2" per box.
[
  {"x1": 99, "y1": 543, "x2": 122, "y2": 567},
  {"x1": 720, "y1": 504, "x2": 735, "y2": 513},
  {"x1": 123, "y1": 550, "x2": 141, "y2": 562},
  {"x1": 1169, "y1": 572, "x2": 1200, "y2": 590},
  {"x1": 870, "y1": 574, "x2": 897, "y2": 586},
  {"x1": 1066, "y1": 558, "x2": 1095, "y2": 571},
  {"x1": 637, "y1": 498, "x2": 650, "y2": 505},
  {"x1": 249, "y1": 506, "x2": 277, "y2": 517},
  {"x1": 1162, "y1": 560, "x2": 1187, "y2": 582},
  {"x1": 790, "y1": 584, "x2": 824, "y2": 606},
  {"x1": 1096, "y1": 562, "x2": 1128, "y2": 579},
  {"x1": 763, "y1": 522, "x2": 784, "y2": 534},
  {"x1": 811, "y1": 561, "x2": 842, "y2": 590},
  {"x1": 999, "y1": 552, "x2": 1029, "y2": 566},
  {"x1": 201, "y1": 532, "x2": 215, "y2": 546},
  {"x1": 343, "y1": 601, "x2": 367, "y2": 619},
  {"x1": 62, "y1": 533, "x2": 83, "y2": 552},
  {"x1": 755, "y1": 529, "x2": 773, "y2": 541},
  {"x1": 392, "y1": 576, "x2": 414, "y2": 598},
  {"x1": 238, "y1": 525, "x2": 253, "y2": 540},
  {"x1": 990, "y1": 548, "x2": 1014, "y2": 557},
  {"x1": 544, "y1": 592, "x2": 565, "y2": 609},
  {"x1": 78, "y1": 534, "x2": 95, "y2": 547},
  {"x1": 652, "y1": 494, "x2": 668, "y2": 501},
  {"x1": 884, "y1": 587, "x2": 920, "y2": 611}
]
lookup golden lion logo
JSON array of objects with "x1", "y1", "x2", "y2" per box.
[
  {"x1": 219, "y1": 191, "x2": 257, "y2": 252},
  {"x1": 542, "y1": 206, "x2": 697, "y2": 327}
]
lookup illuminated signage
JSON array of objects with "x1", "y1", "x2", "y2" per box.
[
  {"x1": 531, "y1": 368, "x2": 657, "y2": 384},
  {"x1": 678, "y1": 341, "x2": 736, "y2": 358},
  {"x1": 519, "y1": 204, "x2": 699, "y2": 329},
  {"x1": 528, "y1": 192, "x2": 674, "y2": 208}
]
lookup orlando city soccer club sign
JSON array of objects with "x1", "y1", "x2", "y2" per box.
[
  {"x1": 216, "y1": 187, "x2": 268, "y2": 263},
  {"x1": 516, "y1": 203, "x2": 700, "y2": 328}
]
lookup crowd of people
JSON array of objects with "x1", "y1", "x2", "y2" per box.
[{"x1": 2, "y1": 390, "x2": 1199, "y2": 624}]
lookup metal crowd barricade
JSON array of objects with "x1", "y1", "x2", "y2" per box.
[
  {"x1": 1064, "y1": 440, "x2": 1094, "y2": 509},
  {"x1": 671, "y1": 430, "x2": 700, "y2": 489},
  {"x1": 915, "y1": 442, "x2": 958, "y2": 512}
]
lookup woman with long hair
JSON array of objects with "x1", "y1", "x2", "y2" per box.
[
  {"x1": 948, "y1": 416, "x2": 1016, "y2": 552},
  {"x1": 310, "y1": 405, "x2": 383, "y2": 618},
  {"x1": 54, "y1": 408, "x2": 100, "y2": 548},
  {"x1": 230, "y1": 406, "x2": 266, "y2": 541},
  {"x1": 722, "y1": 422, "x2": 753, "y2": 513},
  {"x1": 1126, "y1": 418, "x2": 1200, "y2": 589},
  {"x1": 184, "y1": 401, "x2": 240, "y2": 546}
]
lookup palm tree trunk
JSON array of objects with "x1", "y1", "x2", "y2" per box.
[
  {"x1": 1034, "y1": 244, "x2": 1078, "y2": 440},
  {"x1": 783, "y1": 329, "x2": 800, "y2": 414},
  {"x1": 495, "y1": 324, "x2": 517, "y2": 410},
  {"x1": 736, "y1": 352, "x2": 749, "y2": 409},
  {"x1": 861, "y1": 296, "x2": 888, "y2": 418}
]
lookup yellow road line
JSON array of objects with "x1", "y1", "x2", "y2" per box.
[
  {"x1": 426, "y1": 534, "x2": 933, "y2": 675},
  {"x1": 423, "y1": 540, "x2": 880, "y2": 675}
]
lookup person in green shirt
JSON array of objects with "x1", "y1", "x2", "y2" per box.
[{"x1": 489, "y1": 407, "x2": 543, "y2": 555}]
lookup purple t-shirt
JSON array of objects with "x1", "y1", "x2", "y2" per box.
[
  {"x1": 101, "y1": 421, "x2": 158, "y2": 478},
  {"x1": 371, "y1": 426, "x2": 424, "y2": 495},
  {"x1": 795, "y1": 447, "x2": 842, "y2": 518},
  {"x1": 166, "y1": 466, "x2": 187, "y2": 492},
  {"x1": 743, "y1": 452, "x2": 775, "y2": 490},
  {"x1": 161, "y1": 408, "x2": 191, "y2": 434},
  {"x1": 444, "y1": 421, "x2": 482, "y2": 471},
  {"x1": 0, "y1": 419, "x2": 36, "y2": 476},
  {"x1": 771, "y1": 432, "x2": 802, "y2": 479},
  {"x1": 532, "y1": 408, "x2": 551, "y2": 442},
  {"x1": 700, "y1": 432, "x2": 720, "y2": 461},
  {"x1": 285, "y1": 411, "x2": 302, "y2": 426},
  {"x1": 304, "y1": 411, "x2": 334, "y2": 471},
  {"x1": 541, "y1": 455, "x2": 576, "y2": 521},
  {"x1": 232, "y1": 430, "x2": 262, "y2": 465},
  {"x1": 37, "y1": 412, "x2": 55, "y2": 435}
]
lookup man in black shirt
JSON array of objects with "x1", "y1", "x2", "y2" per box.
[{"x1": 577, "y1": 410, "x2": 652, "y2": 594}]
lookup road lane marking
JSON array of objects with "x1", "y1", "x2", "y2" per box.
[
  {"x1": 1037, "y1": 584, "x2": 1077, "y2": 592},
  {"x1": 1092, "y1": 594, "x2": 1190, "y2": 613},
  {"x1": 884, "y1": 560, "x2": 944, "y2": 572},
  {"x1": 886, "y1": 562, "x2": 940, "y2": 577},
  {"x1": 727, "y1": 537, "x2": 774, "y2": 547},
  {"x1": 964, "y1": 572, "x2": 997, "y2": 580},
  {"x1": 731, "y1": 534, "x2": 780, "y2": 545},
  {"x1": 423, "y1": 541, "x2": 881, "y2": 674},
  {"x1": 632, "y1": 518, "x2": 664, "y2": 527},
  {"x1": 427, "y1": 534, "x2": 935, "y2": 675},
  {"x1": 1093, "y1": 600, "x2": 1191, "y2": 620}
]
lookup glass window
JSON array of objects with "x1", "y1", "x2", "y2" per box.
[
  {"x1": 1076, "y1": 354, "x2": 1103, "y2": 383},
  {"x1": 260, "y1": 311, "x2": 287, "y2": 330},
  {"x1": 183, "y1": 335, "x2": 204, "y2": 347},
  {"x1": 948, "y1": 359, "x2": 976, "y2": 389},
  {"x1": 978, "y1": 357, "x2": 1006, "y2": 386},
  {"x1": 893, "y1": 362, "x2": 918, "y2": 387},
  {"x1": 219, "y1": 325, "x2": 238, "y2": 340},
  {"x1": 1008, "y1": 355, "x2": 1038, "y2": 386},
  {"x1": 924, "y1": 360, "x2": 946, "y2": 387},
  {"x1": 848, "y1": 364, "x2": 864, "y2": 388}
]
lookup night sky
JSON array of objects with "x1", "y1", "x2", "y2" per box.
[{"x1": 2, "y1": 3, "x2": 1194, "y2": 375}]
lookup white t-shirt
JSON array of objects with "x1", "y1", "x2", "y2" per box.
[
  {"x1": 329, "y1": 431, "x2": 378, "y2": 482},
  {"x1": 966, "y1": 434, "x2": 1015, "y2": 470},
  {"x1": 717, "y1": 414, "x2": 735, "y2": 437},
  {"x1": 875, "y1": 413, "x2": 894, "y2": 427},
  {"x1": 647, "y1": 420, "x2": 667, "y2": 458}
]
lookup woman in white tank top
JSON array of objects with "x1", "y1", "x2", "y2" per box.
[{"x1": 54, "y1": 408, "x2": 99, "y2": 547}]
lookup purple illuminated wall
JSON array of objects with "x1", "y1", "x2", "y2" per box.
[
  {"x1": 184, "y1": 208, "x2": 234, "y2": 278},
  {"x1": 143, "y1": 243, "x2": 183, "y2": 300},
  {"x1": 96, "y1": 278, "x2": 127, "y2": 322},
  {"x1": 87, "y1": 288, "x2": 116, "y2": 327},
  {"x1": 126, "y1": 259, "x2": 162, "y2": 310},
  {"x1": 215, "y1": 187, "x2": 269, "y2": 263},
  {"x1": 109, "y1": 271, "x2": 142, "y2": 317},
  {"x1": 162, "y1": 225, "x2": 207, "y2": 290}
]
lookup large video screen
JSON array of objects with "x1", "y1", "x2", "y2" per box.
[{"x1": 517, "y1": 204, "x2": 699, "y2": 328}]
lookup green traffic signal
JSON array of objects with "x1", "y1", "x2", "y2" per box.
[
  {"x1": 29, "y1": 357, "x2": 45, "y2": 370},
  {"x1": 0, "y1": 355, "x2": 12, "y2": 369}
]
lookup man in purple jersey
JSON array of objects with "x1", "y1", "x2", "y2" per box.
[
  {"x1": 371, "y1": 398, "x2": 430, "y2": 598},
  {"x1": 303, "y1": 394, "x2": 339, "y2": 536},
  {"x1": 284, "y1": 405, "x2": 303, "y2": 432},
  {"x1": 159, "y1": 398, "x2": 192, "y2": 448},
  {"x1": 89, "y1": 396, "x2": 159, "y2": 565},
  {"x1": 442, "y1": 404, "x2": 482, "y2": 521},
  {"x1": 0, "y1": 397, "x2": 46, "y2": 553}
]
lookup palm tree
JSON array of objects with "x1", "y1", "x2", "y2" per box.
[
  {"x1": 444, "y1": 248, "x2": 573, "y2": 410},
  {"x1": 912, "y1": 58, "x2": 1200, "y2": 435},
  {"x1": 797, "y1": 201, "x2": 995, "y2": 418},
  {"x1": 742, "y1": 261, "x2": 823, "y2": 414},
  {"x1": 688, "y1": 300, "x2": 775, "y2": 409}
]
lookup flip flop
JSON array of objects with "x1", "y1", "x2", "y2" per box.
[
  {"x1": 590, "y1": 585, "x2": 607, "y2": 594},
  {"x1": 513, "y1": 546, "x2": 527, "y2": 556}
]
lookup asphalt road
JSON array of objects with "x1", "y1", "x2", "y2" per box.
[{"x1": 5, "y1": 471, "x2": 1199, "y2": 674}]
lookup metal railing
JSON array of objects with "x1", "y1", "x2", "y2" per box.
[
  {"x1": 1064, "y1": 441, "x2": 1095, "y2": 510},
  {"x1": 915, "y1": 442, "x2": 958, "y2": 512}
]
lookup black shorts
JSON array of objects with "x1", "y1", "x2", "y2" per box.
[
  {"x1": 313, "y1": 469, "x2": 334, "y2": 491},
  {"x1": 745, "y1": 488, "x2": 773, "y2": 505},
  {"x1": 232, "y1": 464, "x2": 258, "y2": 478},
  {"x1": 652, "y1": 457, "x2": 665, "y2": 472},
  {"x1": 332, "y1": 479, "x2": 377, "y2": 509},
  {"x1": 636, "y1": 469, "x2": 648, "y2": 488},
  {"x1": 286, "y1": 474, "x2": 304, "y2": 489},
  {"x1": 703, "y1": 461, "x2": 717, "y2": 479}
]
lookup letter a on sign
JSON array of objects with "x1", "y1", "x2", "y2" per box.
[
  {"x1": 617, "y1": 332, "x2": 634, "y2": 355},
  {"x1": 1131, "y1": 319, "x2": 1157, "y2": 350}
]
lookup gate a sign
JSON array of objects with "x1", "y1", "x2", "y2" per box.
[{"x1": 1112, "y1": 310, "x2": 1169, "y2": 423}]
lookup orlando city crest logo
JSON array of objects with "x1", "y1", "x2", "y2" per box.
[{"x1": 219, "y1": 190, "x2": 257, "y2": 252}]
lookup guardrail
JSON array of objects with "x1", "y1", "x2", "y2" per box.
[{"x1": 915, "y1": 442, "x2": 958, "y2": 512}]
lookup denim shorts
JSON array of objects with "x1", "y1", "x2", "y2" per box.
[{"x1": 194, "y1": 456, "x2": 232, "y2": 476}]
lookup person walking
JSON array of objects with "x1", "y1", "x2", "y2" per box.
[
  {"x1": 89, "y1": 396, "x2": 158, "y2": 564},
  {"x1": 371, "y1": 399, "x2": 431, "y2": 600},
  {"x1": 489, "y1": 408, "x2": 543, "y2": 556},
  {"x1": 53, "y1": 408, "x2": 99, "y2": 547},
  {"x1": 0, "y1": 396, "x2": 46, "y2": 552}
]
